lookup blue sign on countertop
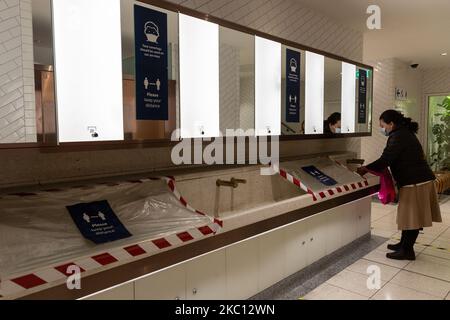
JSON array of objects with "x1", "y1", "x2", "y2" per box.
[
  {"x1": 286, "y1": 49, "x2": 301, "y2": 123},
  {"x1": 302, "y1": 166, "x2": 338, "y2": 186},
  {"x1": 67, "y1": 200, "x2": 132, "y2": 244},
  {"x1": 134, "y1": 5, "x2": 169, "y2": 120}
]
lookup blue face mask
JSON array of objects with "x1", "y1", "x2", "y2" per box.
[
  {"x1": 380, "y1": 127, "x2": 389, "y2": 136},
  {"x1": 335, "y1": 128, "x2": 341, "y2": 134}
]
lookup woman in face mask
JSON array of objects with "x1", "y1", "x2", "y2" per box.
[
  {"x1": 324, "y1": 112, "x2": 342, "y2": 134},
  {"x1": 357, "y1": 110, "x2": 442, "y2": 261}
]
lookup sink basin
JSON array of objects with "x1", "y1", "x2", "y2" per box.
[
  {"x1": 175, "y1": 166, "x2": 307, "y2": 218},
  {"x1": 0, "y1": 179, "x2": 213, "y2": 279}
]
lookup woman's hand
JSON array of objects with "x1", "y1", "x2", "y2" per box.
[{"x1": 357, "y1": 166, "x2": 369, "y2": 177}]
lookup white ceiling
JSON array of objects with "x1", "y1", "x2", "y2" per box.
[{"x1": 294, "y1": 0, "x2": 450, "y2": 69}]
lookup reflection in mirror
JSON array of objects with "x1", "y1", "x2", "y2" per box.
[
  {"x1": 33, "y1": 0, "x2": 55, "y2": 144},
  {"x1": 219, "y1": 27, "x2": 255, "y2": 135},
  {"x1": 323, "y1": 57, "x2": 342, "y2": 135},
  {"x1": 281, "y1": 46, "x2": 305, "y2": 135},
  {"x1": 355, "y1": 68, "x2": 373, "y2": 133},
  {"x1": 121, "y1": 0, "x2": 179, "y2": 140}
]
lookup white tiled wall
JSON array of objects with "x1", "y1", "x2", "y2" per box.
[
  {"x1": 361, "y1": 59, "x2": 450, "y2": 165},
  {"x1": 360, "y1": 59, "x2": 396, "y2": 164},
  {"x1": 0, "y1": 0, "x2": 35, "y2": 143},
  {"x1": 169, "y1": 0, "x2": 363, "y2": 62}
]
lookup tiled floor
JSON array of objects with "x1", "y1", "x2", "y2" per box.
[{"x1": 305, "y1": 195, "x2": 450, "y2": 300}]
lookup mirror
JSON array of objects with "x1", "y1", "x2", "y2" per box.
[
  {"x1": 121, "y1": 0, "x2": 179, "y2": 140},
  {"x1": 219, "y1": 27, "x2": 255, "y2": 136},
  {"x1": 25, "y1": 0, "x2": 374, "y2": 146},
  {"x1": 323, "y1": 57, "x2": 342, "y2": 135},
  {"x1": 281, "y1": 46, "x2": 305, "y2": 135}
]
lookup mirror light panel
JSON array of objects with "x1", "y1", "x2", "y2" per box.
[
  {"x1": 52, "y1": 0, "x2": 124, "y2": 143},
  {"x1": 255, "y1": 36, "x2": 281, "y2": 136},
  {"x1": 305, "y1": 51, "x2": 324, "y2": 134},
  {"x1": 179, "y1": 14, "x2": 220, "y2": 138},
  {"x1": 341, "y1": 62, "x2": 357, "y2": 133}
]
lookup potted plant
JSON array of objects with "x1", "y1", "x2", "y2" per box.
[{"x1": 429, "y1": 96, "x2": 450, "y2": 172}]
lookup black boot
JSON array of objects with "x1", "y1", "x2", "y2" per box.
[
  {"x1": 386, "y1": 230, "x2": 419, "y2": 261},
  {"x1": 387, "y1": 231, "x2": 405, "y2": 251}
]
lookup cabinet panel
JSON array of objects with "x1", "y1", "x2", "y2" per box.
[
  {"x1": 135, "y1": 264, "x2": 186, "y2": 300},
  {"x1": 340, "y1": 204, "x2": 358, "y2": 246},
  {"x1": 226, "y1": 239, "x2": 259, "y2": 300},
  {"x1": 305, "y1": 213, "x2": 328, "y2": 265},
  {"x1": 323, "y1": 210, "x2": 343, "y2": 256},
  {"x1": 258, "y1": 229, "x2": 286, "y2": 291},
  {"x1": 355, "y1": 197, "x2": 372, "y2": 238},
  {"x1": 84, "y1": 282, "x2": 134, "y2": 300},
  {"x1": 283, "y1": 219, "x2": 308, "y2": 277},
  {"x1": 186, "y1": 250, "x2": 227, "y2": 300}
]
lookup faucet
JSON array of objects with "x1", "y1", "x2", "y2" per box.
[{"x1": 216, "y1": 177, "x2": 247, "y2": 188}]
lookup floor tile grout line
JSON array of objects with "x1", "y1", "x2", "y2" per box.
[
  {"x1": 324, "y1": 274, "x2": 378, "y2": 300},
  {"x1": 402, "y1": 261, "x2": 450, "y2": 283},
  {"x1": 391, "y1": 269, "x2": 450, "y2": 286},
  {"x1": 299, "y1": 281, "x2": 369, "y2": 300},
  {"x1": 381, "y1": 280, "x2": 447, "y2": 300}
]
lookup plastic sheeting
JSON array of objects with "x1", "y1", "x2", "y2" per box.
[
  {"x1": 280, "y1": 157, "x2": 368, "y2": 192},
  {"x1": 0, "y1": 179, "x2": 212, "y2": 278}
]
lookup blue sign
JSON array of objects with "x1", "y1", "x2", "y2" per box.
[
  {"x1": 67, "y1": 200, "x2": 132, "y2": 244},
  {"x1": 286, "y1": 49, "x2": 301, "y2": 123},
  {"x1": 134, "y1": 5, "x2": 168, "y2": 120},
  {"x1": 302, "y1": 166, "x2": 338, "y2": 186},
  {"x1": 358, "y1": 69, "x2": 367, "y2": 124}
]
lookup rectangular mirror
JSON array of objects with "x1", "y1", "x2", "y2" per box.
[
  {"x1": 281, "y1": 46, "x2": 305, "y2": 135},
  {"x1": 219, "y1": 27, "x2": 255, "y2": 136},
  {"x1": 179, "y1": 14, "x2": 219, "y2": 138},
  {"x1": 305, "y1": 51, "x2": 324, "y2": 134},
  {"x1": 53, "y1": 0, "x2": 124, "y2": 143},
  {"x1": 323, "y1": 57, "x2": 342, "y2": 135},
  {"x1": 26, "y1": 0, "x2": 374, "y2": 148},
  {"x1": 255, "y1": 36, "x2": 281, "y2": 136}
]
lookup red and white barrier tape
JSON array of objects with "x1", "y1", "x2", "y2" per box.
[
  {"x1": 0, "y1": 176, "x2": 223, "y2": 299},
  {"x1": 278, "y1": 168, "x2": 370, "y2": 202}
]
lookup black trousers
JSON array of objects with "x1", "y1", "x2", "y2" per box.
[{"x1": 400, "y1": 229, "x2": 420, "y2": 252}]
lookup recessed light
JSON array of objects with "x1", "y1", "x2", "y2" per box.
[{"x1": 441, "y1": 52, "x2": 448, "y2": 56}]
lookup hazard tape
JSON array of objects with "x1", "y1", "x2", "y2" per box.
[
  {"x1": 0, "y1": 176, "x2": 223, "y2": 299},
  {"x1": 278, "y1": 167, "x2": 370, "y2": 202}
]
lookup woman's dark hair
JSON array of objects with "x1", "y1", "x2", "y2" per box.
[
  {"x1": 327, "y1": 112, "x2": 341, "y2": 126},
  {"x1": 379, "y1": 109, "x2": 419, "y2": 134}
]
